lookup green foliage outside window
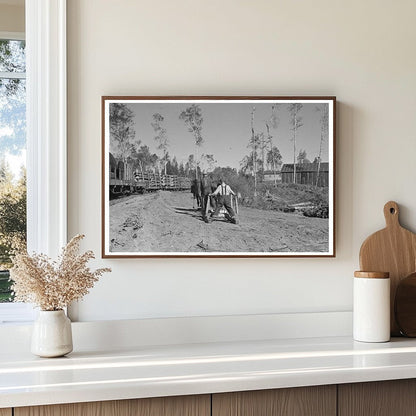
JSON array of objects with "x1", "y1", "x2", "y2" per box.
[{"x1": 0, "y1": 39, "x2": 27, "y2": 302}]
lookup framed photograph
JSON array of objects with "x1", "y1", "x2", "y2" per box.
[{"x1": 102, "y1": 96, "x2": 335, "y2": 258}]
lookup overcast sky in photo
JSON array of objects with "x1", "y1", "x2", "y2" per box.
[{"x1": 124, "y1": 101, "x2": 330, "y2": 170}]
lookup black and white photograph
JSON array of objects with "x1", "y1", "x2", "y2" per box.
[{"x1": 102, "y1": 97, "x2": 335, "y2": 257}]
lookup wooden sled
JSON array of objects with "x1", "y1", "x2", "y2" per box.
[
  {"x1": 232, "y1": 194, "x2": 239, "y2": 215},
  {"x1": 207, "y1": 195, "x2": 239, "y2": 223}
]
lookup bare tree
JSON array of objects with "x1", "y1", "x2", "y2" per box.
[
  {"x1": 265, "y1": 123, "x2": 276, "y2": 186},
  {"x1": 179, "y1": 105, "x2": 204, "y2": 180},
  {"x1": 259, "y1": 132, "x2": 267, "y2": 176},
  {"x1": 315, "y1": 104, "x2": 329, "y2": 187},
  {"x1": 265, "y1": 104, "x2": 282, "y2": 187},
  {"x1": 288, "y1": 103, "x2": 303, "y2": 184},
  {"x1": 270, "y1": 103, "x2": 282, "y2": 129},
  {"x1": 249, "y1": 107, "x2": 259, "y2": 196},
  {"x1": 247, "y1": 131, "x2": 263, "y2": 194}
]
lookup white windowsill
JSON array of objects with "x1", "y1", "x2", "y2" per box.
[
  {"x1": 0, "y1": 31, "x2": 24, "y2": 40},
  {"x1": 0, "y1": 303, "x2": 36, "y2": 324}
]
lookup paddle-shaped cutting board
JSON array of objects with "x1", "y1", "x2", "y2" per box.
[{"x1": 359, "y1": 201, "x2": 416, "y2": 336}]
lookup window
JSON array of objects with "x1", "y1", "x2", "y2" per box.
[
  {"x1": 0, "y1": 36, "x2": 26, "y2": 303},
  {"x1": 0, "y1": 1, "x2": 67, "y2": 324},
  {"x1": 0, "y1": 33, "x2": 35, "y2": 322}
]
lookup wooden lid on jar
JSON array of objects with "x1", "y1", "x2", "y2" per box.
[{"x1": 354, "y1": 271, "x2": 390, "y2": 279}]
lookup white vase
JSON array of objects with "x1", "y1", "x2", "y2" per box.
[{"x1": 31, "y1": 310, "x2": 73, "y2": 357}]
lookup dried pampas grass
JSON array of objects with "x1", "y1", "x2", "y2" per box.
[{"x1": 10, "y1": 234, "x2": 111, "y2": 311}]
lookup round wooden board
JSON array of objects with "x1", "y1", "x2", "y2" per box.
[{"x1": 395, "y1": 272, "x2": 416, "y2": 337}]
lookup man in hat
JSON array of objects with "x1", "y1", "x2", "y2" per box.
[{"x1": 209, "y1": 178, "x2": 238, "y2": 224}]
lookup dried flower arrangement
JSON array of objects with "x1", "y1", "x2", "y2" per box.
[{"x1": 10, "y1": 234, "x2": 111, "y2": 311}]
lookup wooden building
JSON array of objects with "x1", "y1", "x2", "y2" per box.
[
  {"x1": 263, "y1": 170, "x2": 282, "y2": 183},
  {"x1": 281, "y1": 162, "x2": 329, "y2": 187}
]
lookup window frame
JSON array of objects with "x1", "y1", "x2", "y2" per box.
[
  {"x1": 0, "y1": 0, "x2": 67, "y2": 323},
  {"x1": 0, "y1": 31, "x2": 31, "y2": 320},
  {"x1": 26, "y1": 0, "x2": 67, "y2": 257}
]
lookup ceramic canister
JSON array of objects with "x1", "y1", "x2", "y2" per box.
[{"x1": 353, "y1": 271, "x2": 390, "y2": 343}]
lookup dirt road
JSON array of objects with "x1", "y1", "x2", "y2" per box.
[{"x1": 109, "y1": 191, "x2": 329, "y2": 253}]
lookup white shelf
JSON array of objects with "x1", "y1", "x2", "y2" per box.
[{"x1": 2, "y1": 336, "x2": 416, "y2": 408}]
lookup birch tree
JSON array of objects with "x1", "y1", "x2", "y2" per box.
[
  {"x1": 179, "y1": 105, "x2": 204, "y2": 180},
  {"x1": 288, "y1": 103, "x2": 303, "y2": 184},
  {"x1": 297, "y1": 149, "x2": 310, "y2": 164},
  {"x1": 185, "y1": 154, "x2": 196, "y2": 177},
  {"x1": 109, "y1": 103, "x2": 136, "y2": 172},
  {"x1": 200, "y1": 154, "x2": 216, "y2": 173},
  {"x1": 270, "y1": 103, "x2": 281, "y2": 130},
  {"x1": 259, "y1": 132, "x2": 267, "y2": 176},
  {"x1": 151, "y1": 113, "x2": 169, "y2": 176},
  {"x1": 266, "y1": 146, "x2": 282, "y2": 186},
  {"x1": 249, "y1": 107, "x2": 259, "y2": 196},
  {"x1": 265, "y1": 104, "x2": 282, "y2": 187},
  {"x1": 265, "y1": 123, "x2": 276, "y2": 185},
  {"x1": 132, "y1": 145, "x2": 157, "y2": 174},
  {"x1": 247, "y1": 132, "x2": 263, "y2": 196},
  {"x1": 315, "y1": 104, "x2": 329, "y2": 187},
  {"x1": 240, "y1": 154, "x2": 262, "y2": 177}
]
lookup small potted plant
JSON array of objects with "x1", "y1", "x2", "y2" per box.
[{"x1": 10, "y1": 234, "x2": 111, "y2": 357}]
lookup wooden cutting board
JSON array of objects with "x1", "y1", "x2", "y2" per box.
[{"x1": 359, "y1": 201, "x2": 416, "y2": 336}]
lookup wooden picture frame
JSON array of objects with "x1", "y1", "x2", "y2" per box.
[{"x1": 102, "y1": 96, "x2": 336, "y2": 258}]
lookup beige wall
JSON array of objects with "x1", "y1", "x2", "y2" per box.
[
  {"x1": 67, "y1": 0, "x2": 416, "y2": 321},
  {"x1": 0, "y1": 4, "x2": 24, "y2": 33}
]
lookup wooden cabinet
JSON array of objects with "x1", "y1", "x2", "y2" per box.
[
  {"x1": 338, "y1": 380, "x2": 416, "y2": 416},
  {"x1": 212, "y1": 385, "x2": 336, "y2": 416},
  {"x1": 11, "y1": 379, "x2": 416, "y2": 416},
  {"x1": 14, "y1": 395, "x2": 210, "y2": 416}
]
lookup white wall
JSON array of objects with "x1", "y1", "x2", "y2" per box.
[{"x1": 67, "y1": 0, "x2": 416, "y2": 322}]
